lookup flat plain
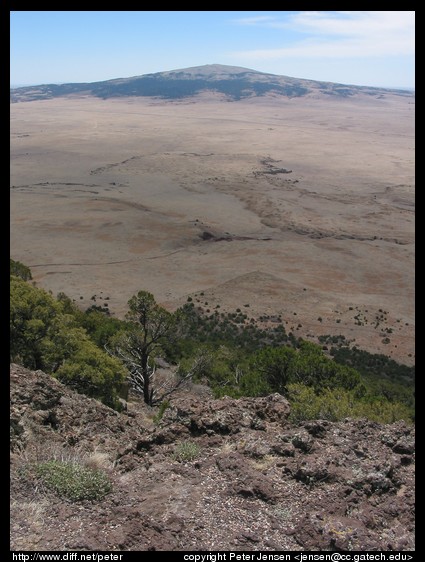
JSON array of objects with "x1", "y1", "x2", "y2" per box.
[{"x1": 10, "y1": 92, "x2": 415, "y2": 363}]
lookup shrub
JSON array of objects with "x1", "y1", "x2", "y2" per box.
[
  {"x1": 250, "y1": 346, "x2": 296, "y2": 393},
  {"x1": 10, "y1": 276, "x2": 61, "y2": 368},
  {"x1": 287, "y1": 383, "x2": 413, "y2": 424},
  {"x1": 172, "y1": 441, "x2": 201, "y2": 462},
  {"x1": 10, "y1": 258, "x2": 32, "y2": 281},
  {"x1": 153, "y1": 399, "x2": 170, "y2": 424},
  {"x1": 239, "y1": 369, "x2": 272, "y2": 396},
  {"x1": 35, "y1": 460, "x2": 112, "y2": 501},
  {"x1": 10, "y1": 275, "x2": 126, "y2": 408}
]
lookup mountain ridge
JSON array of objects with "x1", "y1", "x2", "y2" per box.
[{"x1": 10, "y1": 63, "x2": 414, "y2": 103}]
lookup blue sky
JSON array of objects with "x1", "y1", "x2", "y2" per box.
[{"x1": 10, "y1": 11, "x2": 415, "y2": 89}]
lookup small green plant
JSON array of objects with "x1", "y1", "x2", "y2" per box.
[
  {"x1": 172, "y1": 441, "x2": 201, "y2": 462},
  {"x1": 273, "y1": 505, "x2": 293, "y2": 520},
  {"x1": 153, "y1": 399, "x2": 170, "y2": 424},
  {"x1": 35, "y1": 460, "x2": 112, "y2": 501}
]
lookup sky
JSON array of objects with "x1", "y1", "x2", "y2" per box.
[{"x1": 10, "y1": 11, "x2": 415, "y2": 89}]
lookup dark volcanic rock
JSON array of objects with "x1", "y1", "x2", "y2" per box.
[
  {"x1": 216, "y1": 452, "x2": 278, "y2": 503},
  {"x1": 10, "y1": 364, "x2": 414, "y2": 551},
  {"x1": 159, "y1": 392, "x2": 290, "y2": 436},
  {"x1": 10, "y1": 364, "x2": 147, "y2": 455}
]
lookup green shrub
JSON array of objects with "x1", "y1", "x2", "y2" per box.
[
  {"x1": 172, "y1": 441, "x2": 201, "y2": 462},
  {"x1": 153, "y1": 399, "x2": 170, "y2": 424},
  {"x1": 250, "y1": 346, "x2": 296, "y2": 393},
  {"x1": 35, "y1": 460, "x2": 112, "y2": 501},
  {"x1": 239, "y1": 369, "x2": 272, "y2": 396},
  {"x1": 10, "y1": 275, "x2": 126, "y2": 409},
  {"x1": 10, "y1": 258, "x2": 32, "y2": 281},
  {"x1": 287, "y1": 383, "x2": 413, "y2": 424},
  {"x1": 10, "y1": 275, "x2": 61, "y2": 368}
]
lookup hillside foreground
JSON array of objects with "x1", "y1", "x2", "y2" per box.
[
  {"x1": 10, "y1": 364, "x2": 415, "y2": 551},
  {"x1": 10, "y1": 93, "x2": 414, "y2": 364}
]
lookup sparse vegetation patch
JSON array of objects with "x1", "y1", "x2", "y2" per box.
[
  {"x1": 35, "y1": 460, "x2": 112, "y2": 501},
  {"x1": 172, "y1": 441, "x2": 201, "y2": 462}
]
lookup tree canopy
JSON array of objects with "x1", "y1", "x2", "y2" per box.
[{"x1": 10, "y1": 274, "x2": 126, "y2": 408}]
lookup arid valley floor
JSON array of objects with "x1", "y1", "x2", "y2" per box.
[{"x1": 10, "y1": 92, "x2": 415, "y2": 364}]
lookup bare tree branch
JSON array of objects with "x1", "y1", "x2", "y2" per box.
[{"x1": 104, "y1": 291, "x2": 180, "y2": 405}]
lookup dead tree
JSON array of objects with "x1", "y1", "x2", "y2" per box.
[
  {"x1": 105, "y1": 290, "x2": 181, "y2": 405},
  {"x1": 105, "y1": 338, "x2": 195, "y2": 405}
]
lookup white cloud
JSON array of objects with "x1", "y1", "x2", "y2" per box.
[
  {"x1": 232, "y1": 15, "x2": 278, "y2": 25},
  {"x1": 290, "y1": 11, "x2": 414, "y2": 39},
  {"x1": 231, "y1": 11, "x2": 415, "y2": 59}
]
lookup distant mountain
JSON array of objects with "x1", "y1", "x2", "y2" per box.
[{"x1": 10, "y1": 64, "x2": 414, "y2": 103}]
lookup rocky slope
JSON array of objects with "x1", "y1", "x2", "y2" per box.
[{"x1": 10, "y1": 363, "x2": 415, "y2": 551}]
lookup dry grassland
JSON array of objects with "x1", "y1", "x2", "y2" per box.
[{"x1": 10, "y1": 93, "x2": 415, "y2": 363}]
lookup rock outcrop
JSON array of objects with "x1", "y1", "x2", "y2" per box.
[{"x1": 10, "y1": 364, "x2": 415, "y2": 551}]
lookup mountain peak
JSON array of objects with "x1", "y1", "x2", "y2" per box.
[
  {"x1": 158, "y1": 63, "x2": 268, "y2": 78},
  {"x1": 11, "y1": 64, "x2": 414, "y2": 103}
]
